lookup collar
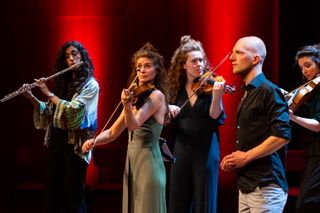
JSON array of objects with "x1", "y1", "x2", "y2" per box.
[{"x1": 241, "y1": 73, "x2": 266, "y2": 91}]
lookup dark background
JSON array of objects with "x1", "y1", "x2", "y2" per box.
[{"x1": 1, "y1": 0, "x2": 319, "y2": 212}]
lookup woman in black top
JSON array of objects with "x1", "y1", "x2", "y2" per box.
[
  {"x1": 167, "y1": 35, "x2": 226, "y2": 213},
  {"x1": 289, "y1": 44, "x2": 320, "y2": 212}
]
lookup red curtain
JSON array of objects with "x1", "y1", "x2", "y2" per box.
[{"x1": 2, "y1": 0, "x2": 279, "y2": 211}]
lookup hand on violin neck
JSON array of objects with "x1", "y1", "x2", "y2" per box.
[
  {"x1": 212, "y1": 81, "x2": 226, "y2": 97},
  {"x1": 121, "y1": 89, "x2": 133, "y2": 110}
]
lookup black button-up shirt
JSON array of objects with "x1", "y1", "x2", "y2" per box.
[{"x1": 236, "y1": 73, "x2": 291, "y2": 193}]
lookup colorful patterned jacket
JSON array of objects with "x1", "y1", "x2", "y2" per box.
[{"x1": 33, "y1": 77, "x2": 99, "y2": 163}]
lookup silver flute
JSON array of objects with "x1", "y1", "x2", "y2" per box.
[{"x1": 1, "y1": 61, "x2": 84, "y2": 103}]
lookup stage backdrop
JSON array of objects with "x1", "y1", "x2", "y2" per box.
[{"x1": 1, "y1": 0, "x2": 279, "y2": 212}]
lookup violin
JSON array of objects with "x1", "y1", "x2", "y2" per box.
[
  {"x1": 191, "y1": 70, "x2": 236, "y2": 95},
  {"x1": 285, "y1": 74, "x2": 320, "y2": 113},
  {"x1": 179, "y1": 53, "x2": 234, "y2": 110},
  {"x1": 95, "y1": 79, "x2": 153, "y2": 144},
  {"x1": 126, "y1": 82, "x2": 155, "y2": 109},
  {"x1": 92, "y1": 75, "x2": 145, "y2": 147}
]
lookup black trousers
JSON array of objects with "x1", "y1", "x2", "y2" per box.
[
  {"x1": 169, "y1": 142, "x2": 219, "y2": 213},
  {"x1": 45, "y1": 129, "x2": 88, "y2": 213},
  {"x1": 296, "y1": 159, "x2": 320, "y2": 213}
]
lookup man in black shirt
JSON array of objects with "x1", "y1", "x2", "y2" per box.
[{"x1": 220, "y1": 36, "x2": 291, "y2": 212}]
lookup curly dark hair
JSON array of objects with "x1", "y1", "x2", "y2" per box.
[
  {"x1": 52, "y1": 41, "x2": 94, "y2": 100},
  {"x1": 167, "y1": 35, "x2": 208, "y2": 103},
  {"x1": 127, "y1": 42, "x2": 170, "y2": 123},
  {"x1": 295, "y1": 44, "x2": 320, "y2": 83}
]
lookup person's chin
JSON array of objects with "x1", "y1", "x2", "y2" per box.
[
  {"x1": 233, "y1": 69, "x2": 240, "y2": 75},
  {"x1": 140, "y1": 80, "x2": 151, "y2": 85}
]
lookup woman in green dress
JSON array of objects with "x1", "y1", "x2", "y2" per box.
[{"x1": 82, "y1": 43, "x2": 169, "y2": 213}]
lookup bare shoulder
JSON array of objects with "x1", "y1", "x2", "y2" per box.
[
  {"x1": 149, "y1": 89, "x2": 166, "y2": 124},
  {"x1": 149, "y1": 89, "x2": 165, "y2": 101}
]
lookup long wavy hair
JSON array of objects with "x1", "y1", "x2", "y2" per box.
[
  {"x1": 167, "y1": 35, "x2": 208, "y2": 103},
  {"x1": 52, "y1": 41, "x2": 94, "y2": 100},
  {"x1": 295, "y1": 44, "x2": 320, "y2": 83},
  {"x1": 127, "y1": 42, "x2": 170, "y2": 124}
]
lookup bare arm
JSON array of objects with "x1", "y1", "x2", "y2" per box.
[
  {"x1": 209, "y1": 81, "x2": 224, "y2": 119},
  {"x1": 123, "y1": 89, "x2": 164, "y2": 130},
  {"x1": 290, "y1": 110, "x2": 320, "y2": 132},
  {"x1": 82, "y1": 112, "x2": 127, "y2": 153}
]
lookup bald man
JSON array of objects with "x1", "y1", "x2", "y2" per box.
[{"x1": 220, "y1": 36, "x2": 291, "y2": 213}]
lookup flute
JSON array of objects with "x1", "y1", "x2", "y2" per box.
[{"x1": 1, "y1": 61, "x2": 84, "y2": 103}]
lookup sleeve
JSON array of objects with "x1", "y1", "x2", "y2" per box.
[
  {"x1": 310, "y1": 93, "x2": 320, "y2": 123},
  {"x1": 33, "y1": 101, "x2": 52, "y2": 130},
  {"x1": 209, "y1": 94, "x2": 226, "y2": 126},
  {"x1": 267, "y1": 87, "x2": 291, "y2": 141},
  {"x1": 53, "y1": 78, "x2": 99, "y2": 130},
  {"x1": 214, "y1": 110, "x2": 227, "y2": 126}
]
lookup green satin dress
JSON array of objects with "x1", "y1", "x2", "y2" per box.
[{"x1": 122, "y1": 117, "x2": 167, "y2": 213}]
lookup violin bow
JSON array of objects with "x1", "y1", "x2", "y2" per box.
[
  {"x1": 179, "y1": 52, "x2": 231, "y2": 110},
  {"x1": 90, "y1": 74, "x2": 138, "y2": 149}
]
